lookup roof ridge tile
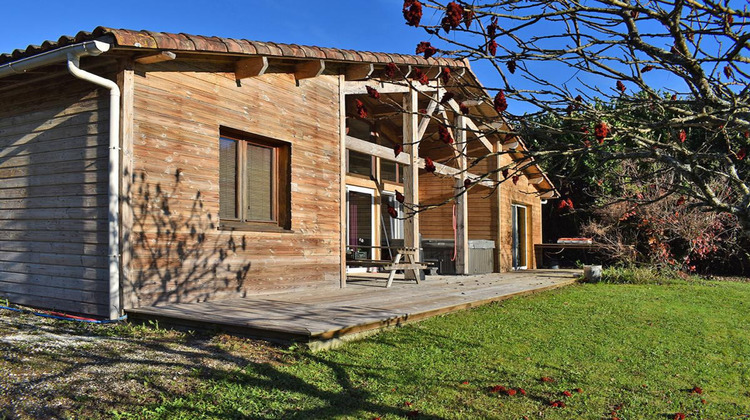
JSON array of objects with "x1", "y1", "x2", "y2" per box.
[{"x1": 0, "y1": 27, "x2": 468, "y2": 69}]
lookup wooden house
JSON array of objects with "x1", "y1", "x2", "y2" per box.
[{"x1": 0, "y1": 27, "x2": 558, "y2": 319}]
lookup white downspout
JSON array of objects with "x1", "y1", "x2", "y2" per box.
[
  {"x1": 66, "y1": 51, "x2": 121, "y2": 320},
  {"x1": 0, "y1": 40, "x2": 121, "y2": 319}
]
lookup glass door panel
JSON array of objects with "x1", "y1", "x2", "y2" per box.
[
  {"x1": 347, "y1": 187, "x2": 374, "y2": 261},
  {"x1": 512, "y1": 204, "x2": 528, "y2": 269}
]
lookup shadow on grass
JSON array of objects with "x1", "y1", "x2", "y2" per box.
[{"x1": 0, "y1": 315, "x2": 447, "y2": 419}]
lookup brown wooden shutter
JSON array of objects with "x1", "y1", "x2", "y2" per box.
[
  {"x1": 245, "y1": 143, "x2": 274, "y2": 221},
  {"x1": 219, "y1": 138, "x2": 238, "y2": 219}
]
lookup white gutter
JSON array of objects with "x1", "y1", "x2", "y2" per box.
[{"x1": 0, "y1": 40, "x2": 122, "y2": 319}]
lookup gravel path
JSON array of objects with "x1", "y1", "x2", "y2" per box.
[{"x1": 0, "y1": 309, "x2": 286, "y2": 419}]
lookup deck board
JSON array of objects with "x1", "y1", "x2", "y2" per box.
[{"x1": 126, "y1": 269, "x2": 580, "y2": 345}]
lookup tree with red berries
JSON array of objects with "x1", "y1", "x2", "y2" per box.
[{"x1": 400, "y1": 0, "x2": 750, "y2": 237}]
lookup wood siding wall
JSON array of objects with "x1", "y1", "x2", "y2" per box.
[
  {"x1": 496, "y1": 152, "x2": 543, "y2": 271},
  {"x1": 418, "y1": 151, "x2": 543, "y2": 272},
  {"x1": 127, "y1": 62, "x2": 341, "y2": 308},
  {"x1": 0, "y1": 71, "x2": 111, "y2": 316}
]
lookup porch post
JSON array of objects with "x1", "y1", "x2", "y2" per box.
[
  {"x1": 403, "y1": 87, "x2": 420, "y2": 279},
  {"x1": 454, "y1": 115, "x2": 469, "y2": 274},
  {"x1": 494, "y1": 140, "x2": 503, "y2": 272},
  {"x1": 339, "y1": 75, "x2": 348, "y2": 287}
]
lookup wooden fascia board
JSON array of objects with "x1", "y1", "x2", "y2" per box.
[
  {"x1": 235, "y1": 56, "x2": 269, "y2": 80},
  {"x1": 295, "y1": 59, "x2": 325, "y2": 80}
]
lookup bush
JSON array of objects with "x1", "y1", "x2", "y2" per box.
[{"x1": 599, "y1": 265, "x2": 692, "y2": 285}]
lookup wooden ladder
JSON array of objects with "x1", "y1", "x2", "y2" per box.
[{"x1": 384, "y1": 248, "x2": 427, "y2": 288}]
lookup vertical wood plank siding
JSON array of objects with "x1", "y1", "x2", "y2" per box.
[
  {"x1": 417, "y1": 150, "x2": 543, "y2": 272},
  {"x1": 127, "y1": 61, "x2": 341, "y2": 307},
  {"x1": 0, "y1": 71, "x2": 110, "y2": 316}
]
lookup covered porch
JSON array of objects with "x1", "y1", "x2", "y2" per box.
[
  {"x1": 340, "y1": 75, "x2": 559, "y2": 278},
  {"x1": 126, "y1": 269, "x2": 579, "y2": 349}
]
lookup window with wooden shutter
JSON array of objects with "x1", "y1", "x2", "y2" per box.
[
  {"x1": 219, "y1": 138, "x2": 238, "y2": 220},
  {"x1": 219, "y1": 128, "x2": 291, "y2": 231}
]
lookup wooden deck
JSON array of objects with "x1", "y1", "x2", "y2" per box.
[{"x1": 126, "y1": 269, "x2": 580, "y2": 348}]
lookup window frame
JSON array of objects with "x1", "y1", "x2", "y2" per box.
[{"x1": 219, "y1": 129, "x2": 292, "y2": 232}]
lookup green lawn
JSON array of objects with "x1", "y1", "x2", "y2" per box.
[{"x1": 115, "y1": 277, "x2": 750, "y2": 419}]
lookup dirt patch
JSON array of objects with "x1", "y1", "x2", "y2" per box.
[{"x1": 0, "y1": 309, "x2": 288, "y2": 419}]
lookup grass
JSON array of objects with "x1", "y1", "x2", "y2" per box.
[
  {"x1": 119, "y1": 274, "x2": 749, "y2": 419},
  {"x1": 3, "y1": 271, "x2": 749, "y2": 419}
]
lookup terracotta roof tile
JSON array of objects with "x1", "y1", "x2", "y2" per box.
[
  {"x1": 221, "y1": 38, "x2": 246, "y2": 54},
  {"x1": 275, "y1": 43, "x2": 296, "y2": 58},
  {"x1": 304, "y1": 46, "x2": 326, "y2": 60},
  {"x1": 143, "y1": 31, "x2": 180, "y2": 50},
  {"x1": 265, "y1": 42, "x2": 287, "y2": 57},
  {"x1": 0, "y1": 26, "x2": 468, "y2": 68},
  {"x1": 234, "y1": 39, "x2": 257, "y2": 55},
  {"x1": 249, "y1": 41, "x2": 272, "y2": 56}
]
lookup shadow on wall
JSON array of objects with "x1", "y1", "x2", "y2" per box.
[
  {"x1": 124, "y1": 168, "x2": 252, "y2": 307},
  {"x1": 0, "y1": 82, "x2": 111, "y2": 316}
]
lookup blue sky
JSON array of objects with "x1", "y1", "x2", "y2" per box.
[
  {"x1": 1, "y1": 1, "x2": 719, "y2": 113},
  {"x1": 0, "y1": 1, "x2": 420, "y2": 63}
]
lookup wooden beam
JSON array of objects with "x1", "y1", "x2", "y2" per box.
[
  {"x1": 346, "y1": 136, "x2": 411, "y2": 166},
  {"x1": 295, "y1": 60, "x2": 325, "y2": 80},
  {"x1": 134, "y1": 51, "x2": 176, "y2": 65},
  {"x1": 438, "y1": 109, "x2": 460, "y2": 159},
  {"x1": 528, "y1": 176, "x2": 545, "y2": 185},
  {"x1": 345, "y1": 63, "x2": 374, "y2": 81},
  {"x1": 417, "y1": 90, "x2": 441, "y2": 140},
  {"x1": 344, "y1": 135, "x2": 494, "y2": 188},
  {"x1": 445, "y1": 99, "x2": 494, "y2": 152},
  {"x1": 432, "y1": 161, "x2": 493, "y2": 187},
  {"x1": 403, "y1": 88, "x2": 420, "y2": 278},
  {"x1": 235, "y1": 56, "x2": 268, "y2": 80},
  {"x1": 454, "y1": 115, "x2": 469, "y2": 275},
  {"x1": 503, "y1": 140, "x2": 519, "y2": 150},
  {"x1": 342, "y1": 80, "x2": 438, "y2": 95},
  {"x1": 494, "y1": 140, "x2": 503, "y2": 272},
  {"x1": 540, "y1": 190, "x2": 557, "y2": 199},
  {"x1": 425, "y1": 66, "x2": 442, "y2": 80},
  {"x1": 402, "y1": 65, "x2": 412, "y2": 79},
  {"x1": 117, "y1": 61, "x2": 136, "y2": 310},
  {"x1": 339, "y1": 75, "x2": 348, "y2": 288}
]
